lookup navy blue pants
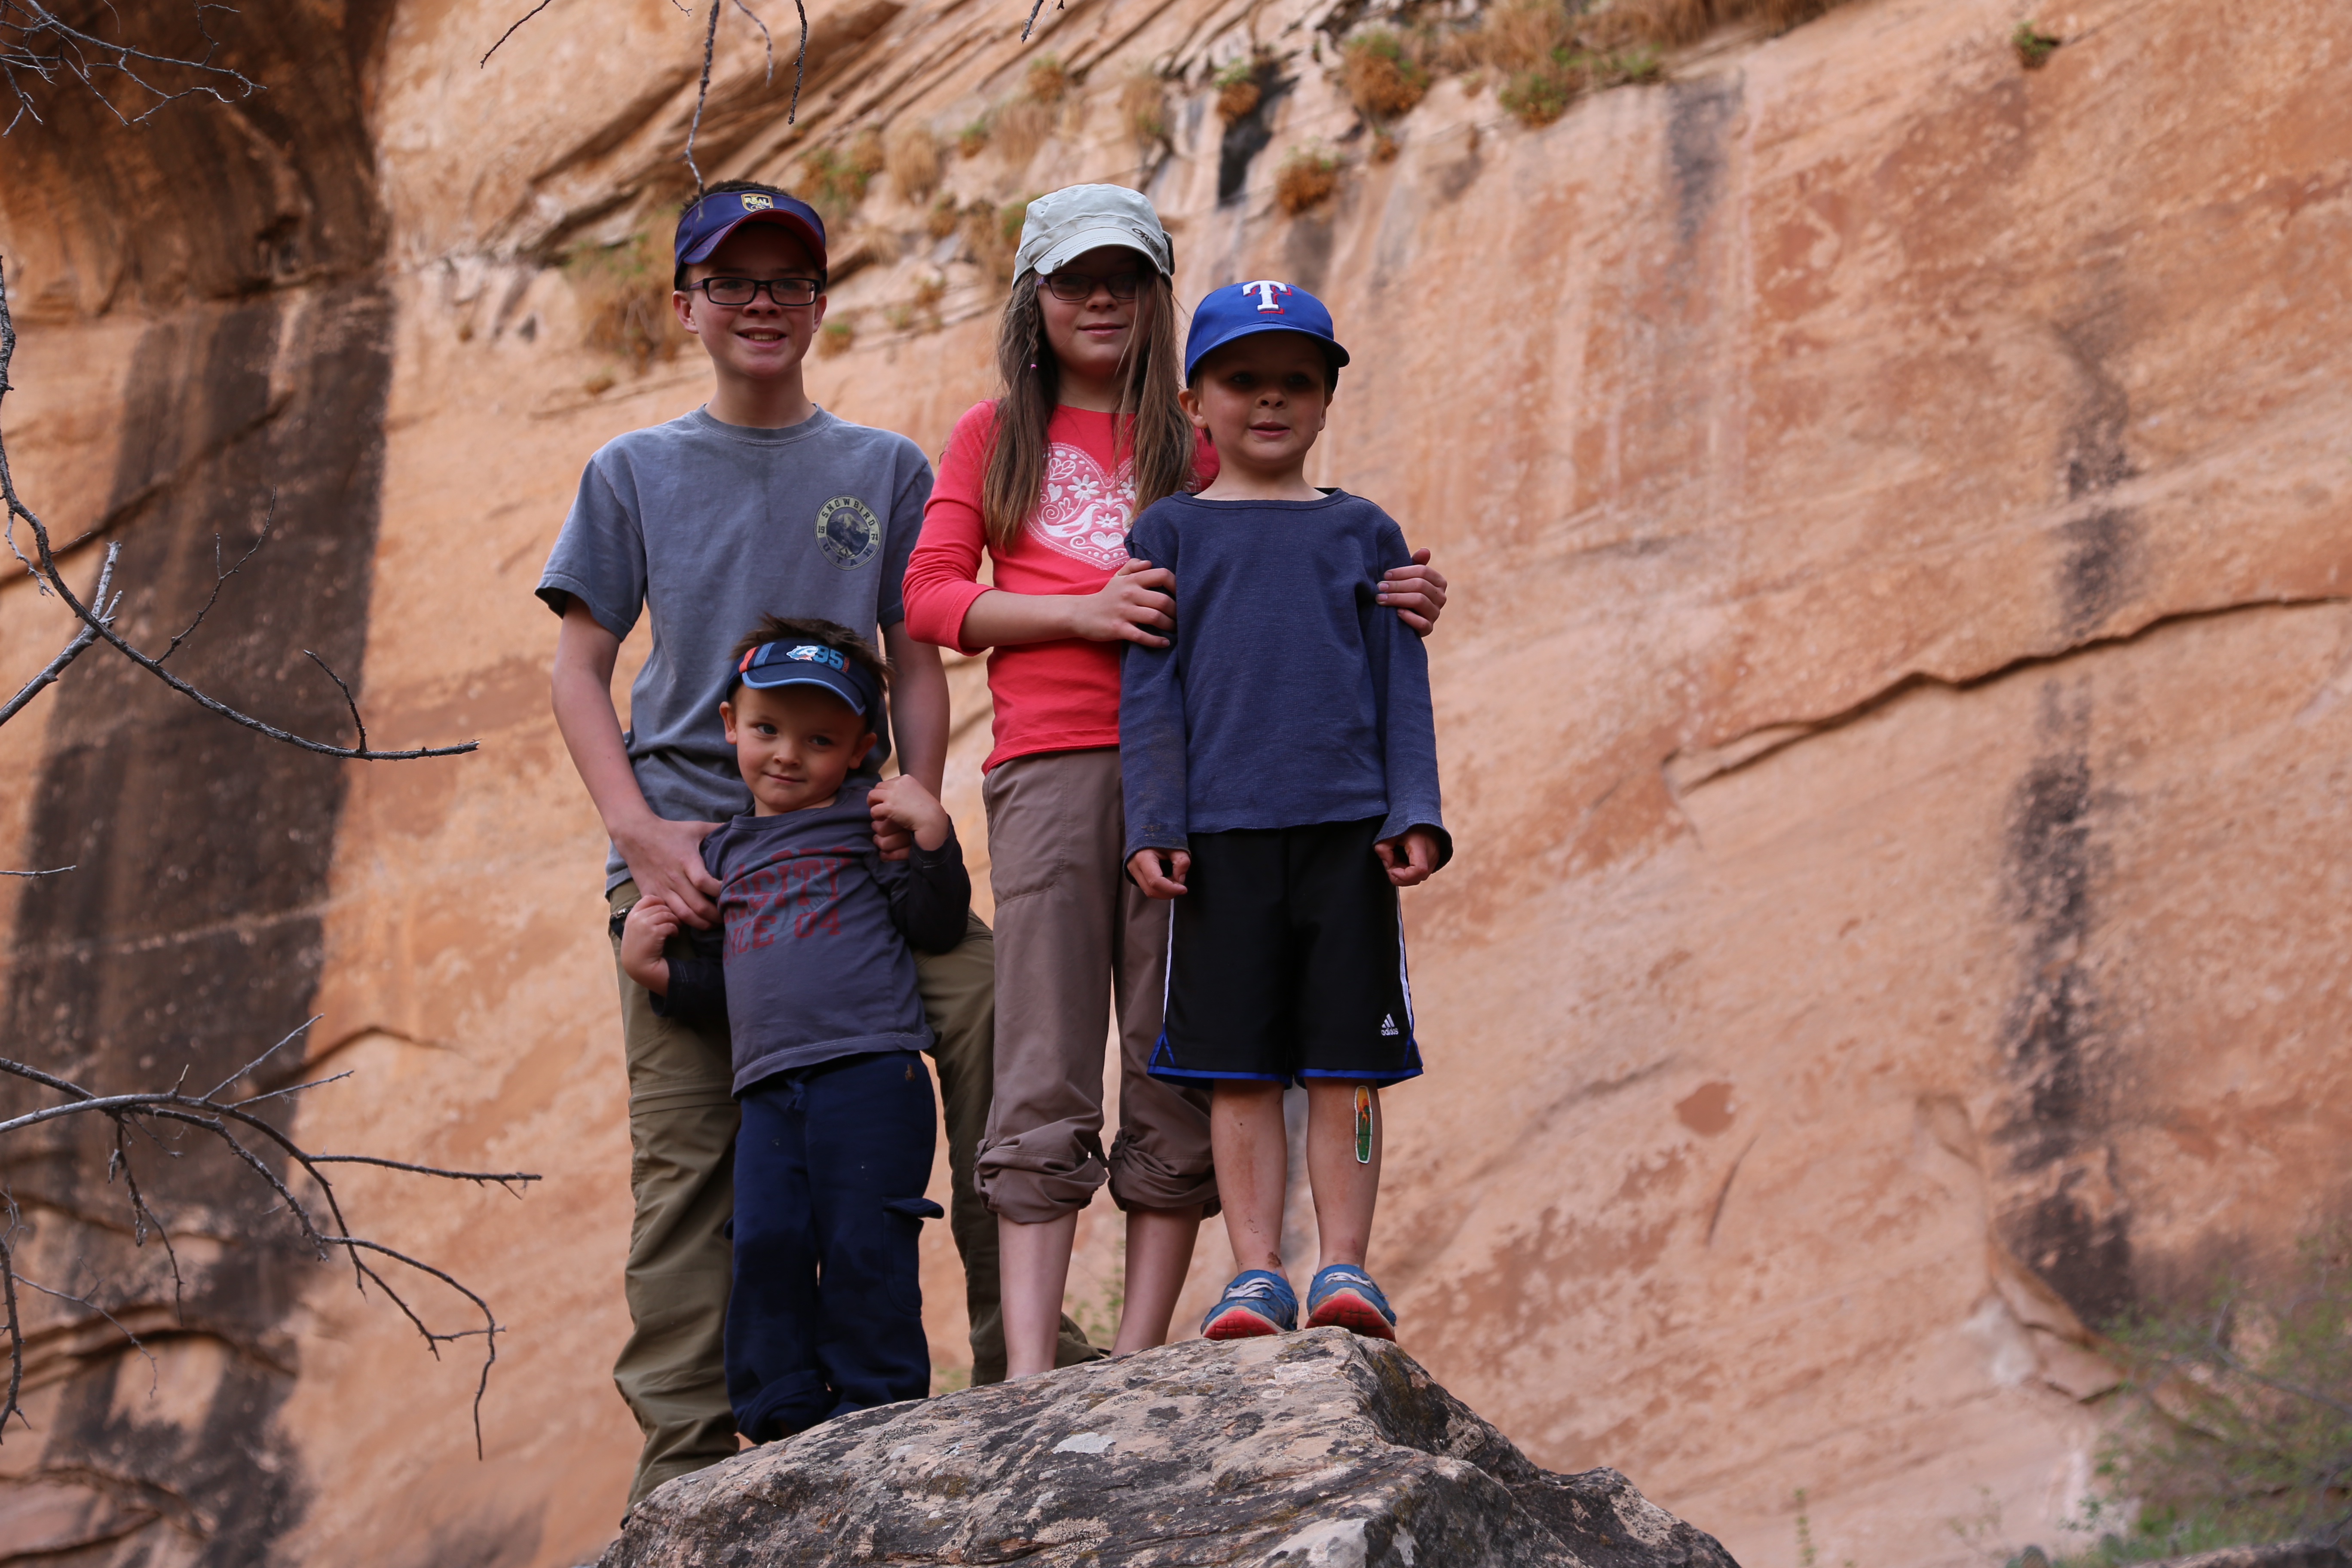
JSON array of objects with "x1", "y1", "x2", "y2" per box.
[{"x1": 726, "y1": 1050, "x2": 940, "y2": 1443}]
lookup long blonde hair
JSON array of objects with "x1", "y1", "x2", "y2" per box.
[{"x1": 979, "y1": 267, "x2": 1196, "y2": 552}]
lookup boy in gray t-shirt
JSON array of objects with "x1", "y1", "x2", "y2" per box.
[{"x1": 538, "y1": 182, "x2": 1044, "y2": 1512}]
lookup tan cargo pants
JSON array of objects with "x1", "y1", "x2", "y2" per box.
[{"x1": 606, "y1": 882, "x2": 1095, "y2": 1508}]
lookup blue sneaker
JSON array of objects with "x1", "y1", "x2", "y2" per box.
[
  {"x1": 1305, "y1": 1265, "x2": 1397, "y2": 1341},
  {"x1": 1201, "y1": 1269, "x2": 1298, "y2": 1339}
]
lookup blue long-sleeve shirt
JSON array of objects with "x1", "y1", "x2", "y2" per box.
[{"x1": 1119, "y1": 490, "x2": 1449, "y2": 866}]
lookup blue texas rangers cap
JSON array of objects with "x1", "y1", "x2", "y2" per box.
[
  {"x1": 732, "y1": 639, "x2": 879, "y2": 720},
  {"x1": 675, "y1": 187, "x2": 828, "y2": 277},
  {"x1": 1184, "y1": 280, "x2": 1352, "y2": 382}
]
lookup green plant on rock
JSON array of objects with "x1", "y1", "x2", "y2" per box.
[
  {"x1": 564, "y1": 230, "x2": 678, "y2": 370},
  {"x1": 1339, "y1": 28, "x2": 1430, "y2": 121},
  {"x1": 1213, "y1": 56, "x2": 1262, "y2": 120},
  {"x1": 2012, "y1": 21, "x2": 2061, "y2": 68},
  {"x1": 2055, "y1": 1234, "x2": 2352, "y2": 1567},
  {"x1": 1274, "y1": 144, "x2": 1341, "y2": 215}
]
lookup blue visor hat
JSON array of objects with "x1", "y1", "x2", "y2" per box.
[
  {"x1": 675, "y1": 188, "x2": 828, "y2": 277},
  {"x1": 1184, "y1": 280, "x2": 1351, "y2": 382},
  {"x1": 733, "y1": 640, "x2": 879, "y2": 720}
]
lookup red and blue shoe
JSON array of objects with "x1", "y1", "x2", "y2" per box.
[
  {"x1": 1201, "y1": 1270, "x2": 1298, "y2": 1339},
  {"x1": 1305, "y1": 1265, "x2": 1397, "y2": 1341}
]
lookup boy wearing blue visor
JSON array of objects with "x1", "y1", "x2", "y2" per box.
[
  {"x1": 620, "y1": 617, "x2": 970, "y2": 1442},
  {"x1": 1121, "y1": 282, "x2": 1450, "y2": 1345}
]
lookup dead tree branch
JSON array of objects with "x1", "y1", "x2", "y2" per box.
[
  {"x1": 0, "y1": 264, "x2": 477, "y2": 760},
  {"x1": 0, "y1": 1043, "x2": 542, "y2": 1455},
  {"x1": 0, "y1": 0, "x2": 261, "y2": 135},
  {"x1": 482, "y1": 0, "x2": 803, "y2": 196}
]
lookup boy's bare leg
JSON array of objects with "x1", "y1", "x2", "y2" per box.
[
  {"x1": 999, "y1": 1211, "x2": 1081, "y2": 1376},
  {"x1": 1305, "y1": 1082, "x2": 1382, "y2": 1271},
  {"x1": 1111, "y1": 1204, "x2": 1204, "y2": 1353},
  {"x1": 1210, "y1": 1083, "x2": 1292, "y2": 1275}
]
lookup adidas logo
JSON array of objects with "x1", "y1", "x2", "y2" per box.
[{"x1": 1380, "y1": 1014, "x2": 1399, "y2": 1037}]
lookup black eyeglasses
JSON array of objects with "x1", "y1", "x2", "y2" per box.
[
  {"x1": 1041, "y1": 271, "x2": 1143, "y2": 303},
  {"x1": 693, "y1": 276, "x2": 822, "y2": 307}
]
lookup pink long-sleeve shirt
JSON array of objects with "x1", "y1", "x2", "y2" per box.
[{"x1": 903, "y1": 401, "x2": 1214, "y2": 772}]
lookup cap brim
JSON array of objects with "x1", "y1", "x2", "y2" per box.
[
  {"x1": 738, "y1": 670, "x2": 870, "y2": 717},
  {"x1": 1185, "y1": 322, "x2": 1351, "y2": 382},
  {"x1": 1029, "y1": 225, "x2": 1173, "y2": 279},
  {"x1": 680, "y1": 211, "x2": 828, "y2": 272}
]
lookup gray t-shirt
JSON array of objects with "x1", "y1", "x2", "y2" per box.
[{"x1": 537, "y1": 406, "x2": 932, "y2": 889}]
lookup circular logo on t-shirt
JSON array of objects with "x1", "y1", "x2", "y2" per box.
[{"x1": 816, "y1": 496, "x2": 881, "y2": 570}]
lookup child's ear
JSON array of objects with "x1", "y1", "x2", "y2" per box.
[
  {"x1": 720, "y1": 699, "x2": 738, "y2": 742},
  {"x1": 850, "y1": 731, "x2": 877, "y2": 769},
  {"x1": 1178, "y1": 384, "x2": 1208, "y2": 430},
  {"x1": 674, "y1": 286, "x2": 701, "y2": 336}
]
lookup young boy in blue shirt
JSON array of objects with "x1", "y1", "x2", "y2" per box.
[
  {"x1": 619, "y1": 618, "x2": 968, "y2": 1440},
  {"x1": 1121, "y1": 282, "x2": 1450, "y2": 1344}
]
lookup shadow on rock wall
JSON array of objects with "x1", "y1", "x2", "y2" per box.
[{"x1": 0, "y1": 0, "x2": 396, "y2": 1558}]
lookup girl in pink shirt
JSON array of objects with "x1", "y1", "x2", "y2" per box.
[{"x1": 902, "y1": 185, "x2": 1446, "y2": 1378}]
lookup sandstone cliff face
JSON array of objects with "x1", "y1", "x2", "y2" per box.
[{"x1": 1, "y1": 0, "x2": 2346, "y2": 1563}]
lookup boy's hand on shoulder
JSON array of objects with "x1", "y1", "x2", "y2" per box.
[
  {"x1": 1376, "y1": 548, "x2": 1448, "y2": 635},
  {"x1": 615, "y1": 817, "x2": 725, "y2": 926},
  {"x1": 1126, "y1": 847, "x2": 1190, "y2": 899},
  {"x1": 1070, "y1": 557, "x2": 1176, "y2": 648},
  {"x1": 1375, "y1": 828, "x2": 1443, "y2": 888},
  {"x1": 620, "y1": 894, "x2": 681, "y2": 995},
  {"x1": 869, "y1": 775, "x2": 951, "y2": 858}
]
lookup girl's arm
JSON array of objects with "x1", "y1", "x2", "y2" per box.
[{"x1": 959, "y1": 558, "x2": 1175, "y2": 650}]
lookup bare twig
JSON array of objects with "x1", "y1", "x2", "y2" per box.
[
  {"x1": 475, "y1": 0, "x2": 560, "y2": 67},
  {"x1": 0, "y1": 539, "x2": 117, "y2": 726},
  {"x1": 0, "y1": 864, "x2": 74, "y2": 877},
  {"x1": 300, "y1": 649, "x2": 368, "y2": 753},
  {"x1": 0, "y1": 0, "x2": 261, "y2": 136},
  {"x1": 0, "y1": 266, "x2": 477, "y2": 760},
  {"x1": 1020, "y1": 0, "x2": 1064, "y2": 44},
  {"x1": 0, "y1": 1049, "x2": 541, "y2": 1449},
  {"x1": 158, "y1": 505, "x2": 273, "y2": 664},
  {"x1": 684, "y1": 0, "x2": 720, "y2": 192}
]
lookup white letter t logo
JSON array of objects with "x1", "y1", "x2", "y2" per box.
[{"x1": 1239, "y1": 280, "x2": 1292, "y2": 313}]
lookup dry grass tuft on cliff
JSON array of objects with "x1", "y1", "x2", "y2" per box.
[
  {"x1": 1214, "y1": 56, "x2": 1263, "y2": 120},
  {"x1": 1341, "y1": 28, "x2": 1432, "y2": 122},
  {"x1": 567, "y1": 231, "x2": 680, "y2": 369},
  {"x1": 1121, "y1": 67, "x2": 1170, "y2": 150},
  {"x1": 992, "y1": 95, "x2": 1055, "y2": 168},
  {"x1": 1275, "y1": 144, "x2": 1342, "y2": 214},
  {"x1": 800, "y1": 132, "x2": 887, "y2": 232},
  {"x1": 884, "y1": 122, "x2": 942, "y2": 203}
]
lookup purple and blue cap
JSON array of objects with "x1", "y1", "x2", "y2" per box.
[
  {"x1": 675, "y1": 187, "x2": 828, "y2": 279},
  {"x1": 731, "y1": 639, "x2": 879, "y2": 722},
  {"x1": 1184, "y1": 280, "x2": 1351, "y2": 382}
]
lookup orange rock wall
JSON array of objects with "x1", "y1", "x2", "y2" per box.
[{"x1": 2, "y1": 0, "x2": 2348, "y2": 1562}]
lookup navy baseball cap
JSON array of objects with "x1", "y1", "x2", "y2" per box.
[
  {"x1": 1183, "y1": 280, "x2": 1351, "y2": 382},
  {"x1": 675, "y1": 187, "x2": 827, "y2": 277},
  {"x1": 731, "y1": 639, "x2": 879, "y2": 720}
]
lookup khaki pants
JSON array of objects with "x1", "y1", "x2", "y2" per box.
[
  {"x1": 973, "y1": 748, "x2": 1218, "y2": 1224},
  {"x1": 606, "y1": 883, "x2": 1090, "y2": 1509}
]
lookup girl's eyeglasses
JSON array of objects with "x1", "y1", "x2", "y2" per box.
[
  {"x1": 1041, "y1": 271, "x2": 1142, "y2": 302},
  {"x1": 693, "y1": 277, "x2": 822, "y2": 306}
]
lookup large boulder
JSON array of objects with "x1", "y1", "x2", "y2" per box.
[{"x1": 602, "y1": 1328, "x2": 1741, "y2": 1567}]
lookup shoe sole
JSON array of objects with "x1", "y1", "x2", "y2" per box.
[
  {"x1": 1306, "y1": 1294, "x2": 1397, "y2": 1341},
  {"x1": 1202, "y1": 1306, "x2": 1289, "y2": 1340}
]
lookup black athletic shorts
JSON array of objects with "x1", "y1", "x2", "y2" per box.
[{"x1": 1146, "y1": 817, "x2": 1422, "y2": 1087}]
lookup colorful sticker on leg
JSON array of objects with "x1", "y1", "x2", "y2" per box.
[{"x1": 1354, "y1": 1085, "x2": 1373, "y2": 1165}]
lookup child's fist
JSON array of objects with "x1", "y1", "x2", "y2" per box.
[
  {"x1": 1375, "y1": 828, "x2": 1443, "y2": 888},
  {"x1": 869, "y1": 775, "x2": 951, "y2": 857},
  {"x1": 1126, "y1": 847, "x2": 1190, "y2": 899},
  {"x1": 620, "y1": 894, "x2": 680, "y2": 995}
]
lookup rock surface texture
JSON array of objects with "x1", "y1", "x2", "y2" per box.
[
  {"x1": 0, "y1": 0, "x2": 2347, "y2": 1563},
  {"x1": 604, "y1": 1330, "x2": 1742, "y2": 1568}
]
